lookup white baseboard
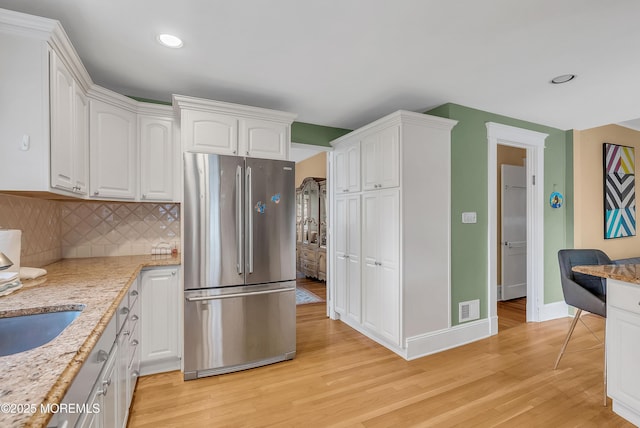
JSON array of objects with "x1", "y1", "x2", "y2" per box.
[
  {"x1": 140, "y1": 358, "x2": 181, "y2": 377},
  {"x1": 539, "y1": 301, "x2": 569, "y2": 321},
  {"x1": 405, "y1": 318, "x2": 491, "y2": 360},
  {"x1": 336, "y1": 302, "x2": 566, "y2": 364}
]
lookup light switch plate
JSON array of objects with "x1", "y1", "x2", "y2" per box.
[{"x1": 462, "y1": 212, "x2": 477, "y2": 224}]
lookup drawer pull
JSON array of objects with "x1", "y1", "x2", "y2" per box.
[
  {"x1": 120, "y1": 307, "x2": 130, "y2": 315},
  {"x1": 131, "y1": 315, "x2": 139, "y2": 321},
  {"x1": 131, "y1": 339, "x2": 139, "y2": 346},
  {"x1": 130, "y1": 290, "x2": 139, "y2": 297},
  {"x1": 96, "y1": 349, "x2": 109, "y2": 363}
]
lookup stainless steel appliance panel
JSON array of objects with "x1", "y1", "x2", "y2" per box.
[
  {"x1": 184, "y1": 153, "x2": 245, "y2": 290},
  {"x1": 183, "y1": 282, "x2": 296, "y2": 379},
  {"x1": 245, "y1": 157, "x2": 296, "y2": 285}
]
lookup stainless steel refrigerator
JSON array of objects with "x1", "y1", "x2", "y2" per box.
[{"x1": 183, "y1": 153, "x2": 296, "y2": 380}]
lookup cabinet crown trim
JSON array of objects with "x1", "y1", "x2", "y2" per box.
[
  {"x1": 330, "y1": 110, "x2": 458, "y2": 147},
  {"x1": 0, "y1": 8, "x2": 93, "y2": 92},
  {"x1": 88, "y1": 85, "x2": 139, "y2": 113},
  {"x1": 172, "y1": 94, "x2": 297, "y2": 124}
]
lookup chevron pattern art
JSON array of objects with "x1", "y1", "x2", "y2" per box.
[{"x1": 604, "y1": 143, "x2": 636, "y2": 239}]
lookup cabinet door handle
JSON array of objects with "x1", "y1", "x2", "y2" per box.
[
  {"x1": 131, "y1": 339, "x2": 139, "y2": 346},
  {"x1": 96, "y1": 349, "x2": 109, "y2": 363},
  {"x1": 131, "y1": 315, "x2": 139, "y2": 321},
  {"x1": 130, "y1": 290, "x2": 139, "y2": 297},
  {"x1": 94, "y1": 190, "x2": 99, "y2": 196},
  {"x1": 124, "y1": 330, "x2": 130, "y2": 336},
  {"x1": 120, "y1": 307, "x2": 129, "y2": 315}
]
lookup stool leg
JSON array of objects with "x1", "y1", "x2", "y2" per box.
[{"x1": 554, "y1": 309, "x2": 582, "y2": 369}]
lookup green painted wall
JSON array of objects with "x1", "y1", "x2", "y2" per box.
[
  {"x1": 291, "y1": 122, "x2": 351, "y2": 147},
  {"x1": 427, "y1": 104, "x2": 573, "y2": 325}
]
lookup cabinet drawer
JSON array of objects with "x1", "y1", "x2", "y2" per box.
[
  {"x1": 609, "y1": 279, "x2": 640, "y2": 315},
  {"x1": 301, "y1": 248, "x2": 316, "y2": 261}
]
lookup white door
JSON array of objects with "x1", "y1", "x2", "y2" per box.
[{"x1": 501, "y1": 164, "x2": 527, "y2": 300}]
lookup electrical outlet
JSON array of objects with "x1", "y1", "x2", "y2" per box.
[{"x1": 462, "y1": 212, "x2": 477, "y2": 224}]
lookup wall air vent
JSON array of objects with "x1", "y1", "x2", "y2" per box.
[{"x1": 459, "y1": 299, "x2": 480, "y2": 323}]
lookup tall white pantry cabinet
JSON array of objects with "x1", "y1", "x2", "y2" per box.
[{"x1": 330, "y1": 110, "x2": 457, "y2": 359}]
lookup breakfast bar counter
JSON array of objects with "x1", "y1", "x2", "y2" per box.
[
  {"x1": 0, "y1": 254, "x2": 180, "y2": 428},
  {"x1": 573, "y1": 263, "x2": 640, "y2": 426}
]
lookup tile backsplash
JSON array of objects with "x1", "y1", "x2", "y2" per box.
[
  {"x1": 0, "y1": 194, "x2": 62, "y2": 267},
  {"x1": 61, "y1": 201, "x2": 180, "y2": 258},
  {"x1": 0, "y1": 194, "x2": 181, "y2": 266}
]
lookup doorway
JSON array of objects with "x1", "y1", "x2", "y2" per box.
[
  {"x1": 291, "y1": 143, "x2": 332, "y2": 313},
  {"x1": 497, "y1": 147, "x2": 527, "y2": 329},
  {"x1": 487, "y1": 123, "x2": 548, "y2": 335}
]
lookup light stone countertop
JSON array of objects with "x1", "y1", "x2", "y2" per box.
[
  {"x1": 572, "y1": 263, "x2": 640, "y2": 285},
  {"x1": 0, "y1": 254, "x2": 181, "y2": 428}
]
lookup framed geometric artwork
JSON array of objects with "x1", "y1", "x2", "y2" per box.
[{"x1": 604, "y1": 142, "x2": 636, "y2": 239}]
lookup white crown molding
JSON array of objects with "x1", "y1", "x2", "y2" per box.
[
  {"x1": 0, "y1": 8, "x2": 93, "y2": 92},
  {"x1": 172, "y1": 94, "x2": 297, "y2": 124},
  {"x1": 136, "y1": 102, "x2": 174, "y2": 117},
  {"x1": 0, "y1": 8, "x2": 57, "y2": 39},
  {"x1": 88, "y1": 85, "x2": 139, "y2": 113},
  {"x1": 330, "y1": 109, "x2": 457, "y2": 147},
  {"x1": 486, "y1": 122, "x2": 548, "y2": 148}
]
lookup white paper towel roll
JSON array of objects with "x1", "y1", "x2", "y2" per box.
[{"x1": 0, "y1": 229, "x2": 21, "y2": 273}]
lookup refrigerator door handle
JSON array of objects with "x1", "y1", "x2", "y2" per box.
[
  {"x1": 186, "y1": 287, "x2": 292, "y2": 302},
  {"x1": 236, "y1": 165, "x2": 243, "y2": 275},
  {"x1": 247, "y1": 165, "x2": 254, "y2": 274}
]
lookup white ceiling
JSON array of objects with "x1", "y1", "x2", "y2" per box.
[{"x1": 1, "y1": 0, "x2": 639, "y2": 132}]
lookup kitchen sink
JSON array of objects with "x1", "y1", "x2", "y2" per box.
[{"x1": 0, "y1": 308, "x2": 84, "y2": 357}]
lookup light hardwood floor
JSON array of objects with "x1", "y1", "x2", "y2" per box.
[
  {"x1": 129, "y1": 286, "x2": 631, "y2": 427},
  {"x1": 497, "y1": 297, "x2": 527, "y2": 331}
]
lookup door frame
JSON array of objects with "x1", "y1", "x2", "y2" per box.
[{"x1": 487, "y1": 123, "x2": 547, "y2": 334}]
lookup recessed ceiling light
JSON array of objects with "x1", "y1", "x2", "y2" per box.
[
  {"x1": 157, "y1": 34, "x2": 183, "y2": 48},
  {"x1": 550, "y1": 74, "x2": 576, "y2": 84}
]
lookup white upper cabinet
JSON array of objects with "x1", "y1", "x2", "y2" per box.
[
  {"x1": 173, "y1": 95, "x2": 297, "y2": 160},
  {"x1": 361, "y1": 124, "x2": 400, "y2": 191},
  {"x1": 89, "y1": 96, "x2": 137, "y2": 199},
  {"x1": 181, "y1": 109, "x2": 238, "y2": 155},
  {"x1": 0, "y1": 14, "x2": 92, "y2": 196},
  {"x1": 240, "y1": 117, "x2": 289, "y2": 160},
  {"x1": 334, "y1": 139, "x2": 360, "y2": 193},
  {"x1": 139, "y1": 108, "x2": 177, "y2": 202},
  {"x1": 50, "y1": 50, "x2": 89, "y2": 195}
]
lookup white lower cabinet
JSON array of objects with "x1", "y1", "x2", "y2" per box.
[
  {"x1": 362, "y1": 189, "x2": 400, "y2": 346},
  {"x1": 607, "y1": 279, "x2": 640, "y2": 425},
  {"x1": 334, "y1": 194, "x2": 361, "y2": 324},
  {"x1": 140, "y1": 267, "x2": 181, "y2": 375},
  {"x1": 50, "y1": 277, "x2": 144, "y2": 428}
]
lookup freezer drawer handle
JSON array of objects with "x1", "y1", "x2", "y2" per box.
[{"x1": 185, "y1": 287, "x2": 292, "y2": 302}]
